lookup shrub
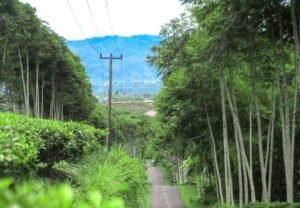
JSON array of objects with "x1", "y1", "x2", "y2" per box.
[
  {"x1": 0, "y1": 112, "x2": 106, "y2": 176},
  {"x1": 244, "y1": 202, "x2": 300, "y2": 208},
  {"x1": 0, "y1": 125, "x2": 40, "y2": 176},
  {"x1": 59, "y1": 146, "x2": 149, "y2": 208},
  {"x1": 0, "y1": 178, "x2": 125, "y2": 208}
]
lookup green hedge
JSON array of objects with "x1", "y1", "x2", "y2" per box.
[{"x1": 0, "y1": 112, "x2": 106, "y2": 176}]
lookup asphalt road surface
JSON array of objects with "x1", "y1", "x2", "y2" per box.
[{"x1": 148, "y1": 166, "x2": 184, "y2": 208}]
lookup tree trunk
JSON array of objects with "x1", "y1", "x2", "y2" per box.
[
  {"x1": 289, "y1": 1, "x2": 299, "y2": 202},
  {"x1": 267, "y1": 86, "x2": 276, "y2": 201},
  {"x1": 33, "y1": 58, "x2": 40, "y2": 118},
  {"x1": 26, "y1": 48, "x2": 30, "y2": 115},
  {"x1": 224, "y1": 83, "x2": 256, "y2": 203},
  {"x1": 255, "y1": 98, "x2": 268, "y2": 202},
  {"x1": 243, "y1": 157, "x2": 249, "y2": 204},
  {"x1": 17, "y1": 47, "x2": 30, "y2": 115},
  {"x1": 206, "y1": 106, "x2": 224, "y2": 204},
  {"x1": 2, "y1": 40, "x2": 7, "y2": 75},
  {"x1": 219, "y1": 70, "x2": 234, "y2": 205},
  {"x1": 41, "y1": 75, "x2": 44, "y2": 118},
  {"x1": 234, "y1": 124, "x2": 243, "y2": 207}
]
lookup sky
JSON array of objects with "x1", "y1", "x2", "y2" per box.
[{"x1": 19, "y1": 0, "x2": 185, "y2": 40}]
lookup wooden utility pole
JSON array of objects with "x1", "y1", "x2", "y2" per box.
[{"x1": 100, "y1": 53, "x2": 122, "y2": 151}]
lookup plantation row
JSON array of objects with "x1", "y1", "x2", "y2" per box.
[{"x1": 0, "y1": 112, "x2": 106, "y2": 176}]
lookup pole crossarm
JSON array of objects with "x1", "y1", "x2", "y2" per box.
[{"x1": 100, "y1": 53, "x2": 123, "y2": 60}]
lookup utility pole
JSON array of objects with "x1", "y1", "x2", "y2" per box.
[{"x1": 100, "y1": 53, "x2": 122, "y2": 151}]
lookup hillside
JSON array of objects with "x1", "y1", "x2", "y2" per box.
[{"x1": 67, "y1": 35, "x2": 162, "y2": 98}]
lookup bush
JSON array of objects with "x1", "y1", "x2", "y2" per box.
[
  {"x1": 0, "y1": 112, "x2": 106, "y2": 176},
  {"x1": 0, "y1": 178, "x2": 125, "y2": 208},
  {"x1": 213, "y1": 203, "x2": 300, "y2": 208},
  {"x1": 244, "y1": 202, "x2": 300, "y2": 208},
  {"x1": 59, "y1": 146, "x2": 149, "y2": 208},
  {"x1": 0, "y1": 125, "x2": 39, "y2": 176}
]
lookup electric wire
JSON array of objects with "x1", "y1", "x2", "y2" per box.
[
  {"x1": 85, "y1": 0, "x2": 109, "y2": 53},
  {"x1": 104, "y1": 0, "x2": 122, "y2": 54},
  {"x1": 66, "y1": 0, "x2": 99, "y2": 54}
]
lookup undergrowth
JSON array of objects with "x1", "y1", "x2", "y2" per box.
[{"x1": 57, "y1": 146, "x2": 149, "y2": 208}]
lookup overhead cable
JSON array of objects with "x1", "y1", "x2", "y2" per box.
[
  {"x1": 104, "y1": 0, "x2": 122, "y2": 54},
  {"x1": 66, "y1": 0, "x2": 99, "y2": 54},
  {"x1": 85, "y1": 0, "x2": 109, "y2": 53}
]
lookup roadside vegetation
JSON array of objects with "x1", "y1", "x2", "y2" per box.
[
  {"x1": 145, "y1": 0, "x2": 300, "y2": 207},
  {"x1": 0, "y1": 112, "x2": 149, "y2": 207}
]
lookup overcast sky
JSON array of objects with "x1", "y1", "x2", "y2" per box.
[{"x1": 19, "y1": 0, "x2": 185, "y2": 40}]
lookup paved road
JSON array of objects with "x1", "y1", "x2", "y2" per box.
[{"x1": 148, "y1": 166, "x2": 184, "y2": 208}]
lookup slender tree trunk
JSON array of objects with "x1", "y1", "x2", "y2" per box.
[
  {"x1": 26, "y1": 48, "x2": 30, "y2": 115},
  {"x1": 249, "y1": 102, "x2": 253, "y2": 202},
  {"x1": 40, "y1": 75, "x2": 44, "y2": 118},
  {"x1": 219, "y1": 70, "x2": 234, "y2": 205},
  {"x1": 267, "y1": 86, "x2": 276, "y2": 201},
  {"x1": 255, "y1": 98, "x2": 268, "y2": 202},
  {"x1": 206, "y1": 106, "x2": 224, "y2": 204},
  {"x1": 2, "y1": 40, "x2": 7, "y2": 75},
  {"x1": 17, "y1": 47, "x2": 30, "y2": 115},
  {"x1": 243, "y1": 157, "x2": 249, "y2": 204},
  {"x1": 49, "y1": 71, "x2": 55, "y2": 119},
  {"x1": 289, "y1": 1, "x2": 299, "y2": 202},
  {"x1": 234, "y1": 124, "x2": 243, "y2": 207},
  {"x1": 225, "y1": 83, "x2": 256, "y2": 203},
  {"x1": 33, "y1": 58, "x2": 40, "y2": 118}
]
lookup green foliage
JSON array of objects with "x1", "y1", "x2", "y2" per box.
[
  {"x1": 0, "y1": 125, "x2": 39, "y2": 176},
  {"x1": 0, "y1": 0, "x2": 97, "y2": 122},
  {"x1": 177, "y1": 185, "x2": 200, "y2": 208},
  {"x1": 0, "y1": 178, "x2": 125, "y2": 208},
  {"x1": 156, "y1": 161, "x2": 173, "y2": 185},
  {"x1": 146, "y1": 0, "x2": 300, "y2": 205},
  {"x1": 243, "y1": 203, "x2": 300, "y2": 208},
  {"x1": 0, "y1": 112, "x2": 106, "y2": 176},
  {"x1": 57, "y1": 146, "x2": 149, "y2": 208}
]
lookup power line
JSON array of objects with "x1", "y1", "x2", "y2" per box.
[
  {"x1": 85, "y1": 0, "x2": 109, "y2": 53},
  {"x1": 104, "y1": 0, "x2": 122, "y2": 54},
  {"x1": 66, "y1": 0, "x2": 99, "y2": 54}
]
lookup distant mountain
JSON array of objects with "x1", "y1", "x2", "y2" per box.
[{"x1": 67, "y1": 35, "x2": 162, "y2": 98}]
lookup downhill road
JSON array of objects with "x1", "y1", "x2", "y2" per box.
[{"x1": 148, "y1": 166, "x2": 184, "y2": 208}]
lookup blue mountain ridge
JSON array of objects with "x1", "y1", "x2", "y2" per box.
[{"x1": 66, "y1": 35, "x2": 162, "y2": 97}]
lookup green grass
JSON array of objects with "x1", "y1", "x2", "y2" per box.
[
  {"x1": 57, "y1": 146, "x2": 150, "y2": 208},
  {"x1": 177, "y1": 185, "x2": 199, "y2": 208}
]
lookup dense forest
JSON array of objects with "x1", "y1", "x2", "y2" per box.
[
  {"x1": 0, "y1": 0, "x2": 96, "y2": 120},
  {"x1": 146, "y1": 0, "x2": 300, "y2": 207}
]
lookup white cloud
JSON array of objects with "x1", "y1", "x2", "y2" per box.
[{"x1": 20, "y1": 0, "x2": 185, "y2": 40}]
